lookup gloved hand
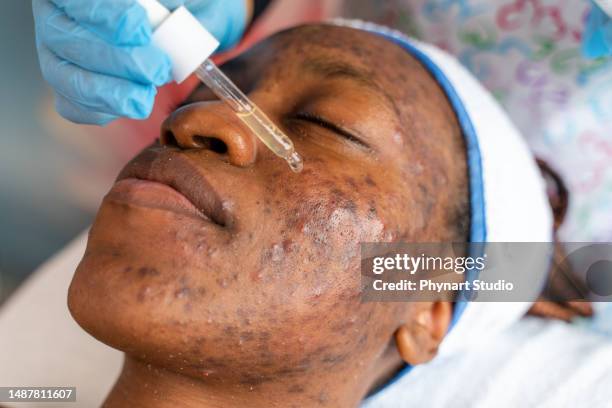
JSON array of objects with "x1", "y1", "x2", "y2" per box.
[
  {"x1": 583, "y1": 0, "x2": 612, "y2": 58},
  {"x1": 32, "y1": 0, "x2": 249, "y2": 125}
]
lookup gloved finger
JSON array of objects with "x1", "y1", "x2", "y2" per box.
[
  {"x1": 54, "y1": 93, "x2": 119, "y2": 125},
  {"x1": 38, "y1": 0, "x2": 171, "y2": 85},
  {"x1": 48, "y1": 0, "x2": 151, "y2": 46},
  {"x1": 583, "y1": 1, "x2": 612, "y2": 58},
  {"x1": 38, "y1": 44, "x2": 157, "y2": 119},
  {"x1": 183, "y1": 0, "x2": 248, "y2": 50}
]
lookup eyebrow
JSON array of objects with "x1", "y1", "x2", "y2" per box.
[{"x1": 301, "y1": 57, "x2": 402, "y2": 120}]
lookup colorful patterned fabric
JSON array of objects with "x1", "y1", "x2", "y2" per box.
[{"x1": 340, "y1": 0, "x2": 612, "y2": 241}]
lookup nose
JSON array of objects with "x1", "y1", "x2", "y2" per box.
[{"x1": 161, "y1": 101, "x2": 257, "y2": 167}]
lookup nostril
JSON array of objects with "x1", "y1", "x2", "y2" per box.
[
  {"x1": 162, "y1": 130, "x2": 179, "y2": 147},
  {"x1": 193, "y1": 136, "x2": 228, "y2": 154}
]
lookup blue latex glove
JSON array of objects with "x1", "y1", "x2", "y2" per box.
[
  {"x1": 583, "y1": 0, "x2": 612, "y2": 58},
  {"x1": 32, "y1": 0, "x2": 249, "y2": 125}
]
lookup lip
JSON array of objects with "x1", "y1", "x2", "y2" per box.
[
  {"x1": 108, "y1": 178, "x2": 211, "y2": 221},
  {"x1": 115, "y1": 147, "x2": 230, "y2": 227}
]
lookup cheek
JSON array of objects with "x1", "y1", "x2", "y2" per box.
[{"x1": 257, "y1": 166, "x2": 404, "y2": 295}]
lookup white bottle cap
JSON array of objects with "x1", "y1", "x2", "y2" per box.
[
  {"x1": 137, "y1": 0, "x2": 220, "y2": 83},
  {"x1": 595, "y1": 0, "x2": 612, "y2": 17},
  {"x1": 138, "y1": 0, "x2": 170, "y2": 27}
]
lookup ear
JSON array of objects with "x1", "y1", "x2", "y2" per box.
[
  {"x1": 394, "y1": 302, "x2": 453, "y2": 365},
  {"x1": 535, "y1": 158, "x2": 569, "y2": 232}
]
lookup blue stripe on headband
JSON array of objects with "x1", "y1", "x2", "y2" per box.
[{"x1": 360, "y1": 30, "x2": 487, "y2": 397}]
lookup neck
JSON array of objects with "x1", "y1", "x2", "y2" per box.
[{"x1": 103, "y1": 356, "x2": 383, "y2": 408}]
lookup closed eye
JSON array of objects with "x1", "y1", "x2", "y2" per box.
[{"x1": 292, "y1": 112, "x2": 370, "y2": 149}]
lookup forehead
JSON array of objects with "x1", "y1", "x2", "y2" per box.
[
  {"x1": 227, "y1": 25, "x2": 452, "y2": 127},
  {"x1": 267, "y1": 25, "x2": 387, "y2": 56},
  {"x1": 252, "y1": 25, "x2": 425, "y2": 84}
]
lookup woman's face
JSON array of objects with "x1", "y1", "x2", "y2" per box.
[{"x1": 68, "y1": 25, "x2": 465, "y2": 392}]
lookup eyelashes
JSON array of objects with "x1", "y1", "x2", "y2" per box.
[
  {"x1": 170, "y1": 97, "x2": 371, "y2": 151},
  {"x1": 291, "y1": 111, "x2": 370, "y2": 149}
]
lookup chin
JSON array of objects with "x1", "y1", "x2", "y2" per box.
[
  {"x1": 68, "y1": 252, "x2": 216, "y2": 374},
  {"x1": 67, "y1": 201, "x2": 195, "y2": 352}
]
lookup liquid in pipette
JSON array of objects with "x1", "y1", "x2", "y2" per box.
[
  {"x1": 236, "y1": 109, "x2": 303, "y2": 172},
  {"x1": 194, "y1": 61, "x2": 303, "y2": 173}
]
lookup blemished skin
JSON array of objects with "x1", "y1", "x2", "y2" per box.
[{"x1": 68, "y1": 25, "x2": 470, "y2": 407}]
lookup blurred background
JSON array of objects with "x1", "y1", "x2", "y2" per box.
[
  {"x1": 0, "y1": 2, "x2": 93, "y2": 303},
  {"x1": 0, "y1": 1, "x2": 188, "y2": 304}
]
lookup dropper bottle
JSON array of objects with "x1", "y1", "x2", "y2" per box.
[{"x1": 137, "y1": 0, "x2": 303, "y2": 172}]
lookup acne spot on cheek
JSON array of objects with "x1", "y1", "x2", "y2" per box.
[
  {"x1": 329, "y1": 315, "x2": 358, "y2": 332},
  {"x1": 271, "y1": 243, "x2": 284, "y2": 262},
  {"x1": 364, "y1": 176, "x2": 376, "y2": 187},
  {"x1": 346, "y1": 200, "x2": 358, "y2": 215},
  {"x1": 250, "y1": 268, "x2": 264, "y2": 282},
  {"x1": 320, "y1": 353, "x2": 349, "y2": 365},
  {"x1": 317, "y1": 391, "x2": 330, "y2": 405},
  {"x1": 329, "y1": 188, "x2": 357, "y2": 215},
  {"x1": 257, "y1": 350, "x2": 275, "y2": 369},
  {"x1": 136, "y1": 285, "x2": 158, "y2": 303},
  {"x1": 287, "y1": 384, "x2": 306, "y2": 394},
  {"x1": 392, "y1": 131, "x2": 404, "y2": 146},
  {"x1": 282, "y1": 239, "x2": 296, "y2": 253},
  {"x1": 236, "y1": 308, "x2": 252, "y2": 326},
  {"x1": 299, "y1": 168, "x2": 314, "y2": 176},
  {"x1": 223, "y1": 326, "x2": 238, "y2": 337},
  {"x1": 367, "y1": 204, "x2": 378, "y2": 220},
  {"x1": 172, "y1": 276, "x2": 193, "y2": 299},
  {"x1": 188, "y1": 357, "x2": 228, "y2": 370},
  {"x1": 406, "y1": 161, "x2": 424, "y2": 176},
  {"x1": 272, "y1": 357, "x2": 312, "y2": 377},
  {"x1": 258, "y1": 331, "x2": 272, "y2": 344},
  {"x1": 216, "y1": 277, "x2": 230, "y2": 288},
  {"x1": 133, "y1": 267, "x2": 167, "y2": 302},
  {"x1": 174, "y1": 287, "x2": 191, "y2": 299},
  {"x1": 137, "y1": 287, "x2": 149, "y2": 303},
  {"x1": 239, "y1": 376, "x2": 263, "y2": 387},
  {"x1": 343, "y1": 176, "x2": 358, "y2": 190},
  {"x1": 239, "y1": 331, "x2": 255, "y2": 343},
  {"x1": 349, "y1": 44, "x2": 367, "y2": 58},
  {"x1": 138, "y1": 266, "x2": 160, "y2": 277}
]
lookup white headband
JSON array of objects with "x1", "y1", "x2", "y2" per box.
[{"x1": 328, "y1": 19, "x2": 554, "y2": 392}]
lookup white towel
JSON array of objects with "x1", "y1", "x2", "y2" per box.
[{"x1": 362, "y1": 314, "x2": 612, "y2": 408}]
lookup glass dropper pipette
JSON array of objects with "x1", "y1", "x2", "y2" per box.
[
  {"x1": 137, "y1": 0, "x2": 303, "y2": 172},
  {"x1": 195, "y1": 61, "x2": 303, "y2": 172}
]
